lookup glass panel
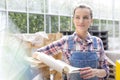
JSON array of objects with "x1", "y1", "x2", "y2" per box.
[
  {"x1": 51, "y1": 16, "x2": 58, "y2": 33},
  {"x1": 47, "y1": 0, "x2": 71, "y2": 15},
  {"x1": 93, "y1": 19, "x2": 99, "y2": 26},
  {"x1": 115, "y1": 21, "x2": 119, "y2": 37},
  {"x1": 72, "y1": 21, "x2": 75, "y2": 31},
  {"x1": 108, "y1": 20, "x2": 113, "y2": 37},
  {"x1": 28, "y1": 0, "x2": 44, "y2": 13},
  {"x1": 47, "y1": 0, "x2": 59, "y2": 14},
  {"x1": 8, "y1": 12, "x2": 27, "y2": 33},
  {"x1": 0, "y1": 0, "x2": 5, "y2": 10},
  {"x1": 45, "y1": 0, "x2": 48, "y2": 13},
  {"x1": 0, "y1": 11, "x2": 6, "y2": 32},
  {"x1": 99, "y1": 0, "x2": 112, "y2": 19},
  {"x1": 46, "y1": 15, "x2": 50, "y2": 33},
  {"x1": 29, "y1": 14, "x2": 44, "y2": 33},
  {"x1": 91, "y1": 0, "x2": 100, "y2": 19},
  {"x1": 90, "y1": 19, "x2": 99, "y2": 30},
  {"x1": 101, "y1": 20, "x2": 106, "y2": 31},
  {"x1": 114, "y1": 0, "x2": 120, "y2": 20},
  {"x1": 60, "y1": 16, "x2": 71, "y2": 31},
  {"x1": 8, "y1": 0, "x2": 26, "y2": 11},
  {"x1": 58, "y1": 0, "x2": 71, "y2": 15}
]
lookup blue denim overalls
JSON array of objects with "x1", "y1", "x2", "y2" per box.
[{"x1": 68, "y1": 36, "x2": 99, "y2": 80}]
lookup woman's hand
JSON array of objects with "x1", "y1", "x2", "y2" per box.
[
  {"x1": 80, "y1": 67, "x2": 107, "y2": 79},
  {"x1": 32, "y1": 52, "x2": 39, "y2": 59},
  {"x1": 80, "y1": 67, "x2": 97, "y2": 79}
]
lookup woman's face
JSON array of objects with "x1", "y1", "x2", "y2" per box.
[{"x1": 73, "y1": 8, "x2": 93, "y2": 33}]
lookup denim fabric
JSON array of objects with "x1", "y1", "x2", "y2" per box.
[{"x1": 68, "y1": 36, "x2": 98, "y2": 80}]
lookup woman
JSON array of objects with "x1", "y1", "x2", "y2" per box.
[{"x1": 33, "y1": 5, "x2": 109, "y2": 80}]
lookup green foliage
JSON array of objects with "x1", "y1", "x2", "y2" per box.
[
  {"x1": 9, "y1": 12, "x2": 27, "y2": 33},
  {"x1": 60, "y1": 16, "x2": 71, "y2": 31},
  {"x1": 29, "y1": 14, "x2": 44, "y2": 33},
  {"x1": 9, "y1": 12, "x2": 44, "y2": 33},
  {"x1": 51, "y1": 16, "x2": 58, "y2": 33},
  {"x1": 9, "y1": 12, "x2": 74, "y2": 33}
]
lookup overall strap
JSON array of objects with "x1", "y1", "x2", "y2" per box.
[
  {"x1": 92, "y1": 36, "x2": 98, "y2": 50},
  {"x1": 68, "y1": 35, "x2": 75, "y2": 51}
]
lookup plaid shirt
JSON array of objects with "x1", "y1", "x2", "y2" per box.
[{"x1": 37, "y1": 32, "x2": 109, "y2": 79}]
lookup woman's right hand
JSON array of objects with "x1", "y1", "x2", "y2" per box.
[
  {"x1": 80, "y1": 67, "x2": 97, "y2": 79},
  {"x1": 32, "y1": 52, "x2": 39, "y2": 59}
]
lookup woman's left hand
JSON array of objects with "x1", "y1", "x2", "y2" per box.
[{"x1": 80, "y1": 67, "x2": 98, "y2": 79}]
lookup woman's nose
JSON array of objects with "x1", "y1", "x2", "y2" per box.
[{"x1": 78, "y1": 18, "x2": 84, "y2": 23}]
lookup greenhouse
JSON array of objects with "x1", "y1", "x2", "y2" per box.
[{"x1": 0, "y1": 0, "x2": 120, "y2": 80}]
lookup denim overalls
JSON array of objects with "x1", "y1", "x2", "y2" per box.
[{"x1": 68, "y1": 36, "x2": 99, "y2": 80}]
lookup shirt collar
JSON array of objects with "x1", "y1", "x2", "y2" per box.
[{"x1": 72, "y1": 32, "x2": 93, "y2": 44}]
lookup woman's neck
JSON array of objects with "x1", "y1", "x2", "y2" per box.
[{"x1": 75, "y1": 30, "x2": 88, "y2": 40}]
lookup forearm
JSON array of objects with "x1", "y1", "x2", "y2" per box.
[{"x1": 37, "y1": 40, "x2": 64, "y2": 55}]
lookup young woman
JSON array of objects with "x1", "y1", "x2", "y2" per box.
[{"x1": 33, "y1": 5, "x2": 109, "y2": 80}]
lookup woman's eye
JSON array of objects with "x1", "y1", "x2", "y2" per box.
[
  {"x1": 83, "y1": 16, "x2": 89, "y2": 19},
  {"x1": 75, "y1": 16, "x2": 80, "y2": 19}
]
